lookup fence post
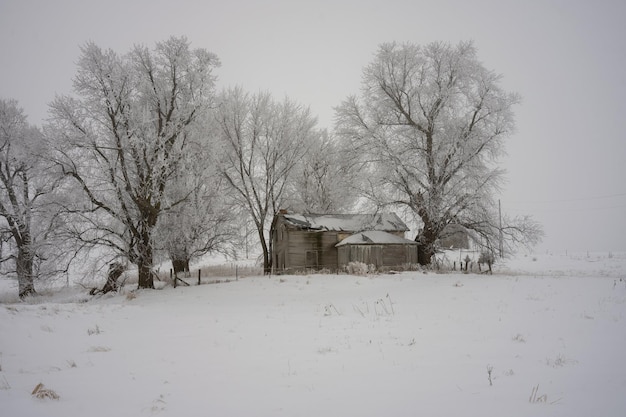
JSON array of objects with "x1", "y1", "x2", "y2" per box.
[
  {"x1": 171, "y1": 269, "x2": 175, "y2": 288},
  {"x1": 198, "y1": 269, "x2": 201, "y2": 285}
]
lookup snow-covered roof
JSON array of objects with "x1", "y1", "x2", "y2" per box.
[
  {"x1": 281, "y1": 213, "x2": 409, "y2": 232},
  {"x1": 335, "y1": 230, "x2": 418, "y2": 247}
]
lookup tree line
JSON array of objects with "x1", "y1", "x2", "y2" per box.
[{"x1": 0, "y1": 37, "x2": 542, "y2": 297}]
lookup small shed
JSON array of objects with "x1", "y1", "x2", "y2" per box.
[
  {"x1": 336, "y1": 230, "x2": 419, "y2": 269},
  {"x1": 271, "y1": 211, "x2": 413, "y2": 273}
]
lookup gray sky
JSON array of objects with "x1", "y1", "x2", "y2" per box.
[{"x1": 1, "y1": 0, "x2": 625, "y2": 253}]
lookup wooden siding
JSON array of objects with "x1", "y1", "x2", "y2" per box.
[
  {"x1": 285, "y1": 230, "x2": 339, "y2": 270},
  {"x1": 338, "y1": 244, "x2": 418, "y2": 269},
  {"x1": 272, "y1": 222, "x2": 340, "y2": 272},
  {"x1": 382, "y1": 244, "x2": 418, "y2": 266},
  {"x1": 338, "y1": 245, "x2": 383, "y2": 267}
]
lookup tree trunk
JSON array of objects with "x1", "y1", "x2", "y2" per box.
[
  {"x1": 417, "y1": 244, "x2": 435, "y2": 266},
  {"x1": 17, "y1": 245, "x2": 35, "y2": 298},
  {"x1": 171, "y1": 257, "x2": 190, "y2": 277},
  {"x1": 90, "y1": 262, "x2": 126, "y2": 295},
  {"x1": 415, "y1": 220, "x2": 438, "y2": 266},
  {"x1": 169, "y1": 242, "x2": 191, "y2": 278},
  {"x1": 137, "y1": 229, "x2": 154, "y2": 289},
  {"x1": 137, "y1": 260, "x2": 154, "y2": 289},
  {"x1": 257, "y1": 227, "x2": 271, "y2": 275}
]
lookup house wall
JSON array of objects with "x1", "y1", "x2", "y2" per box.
[
  {"x1": 272, "y1": 225, "x2": 341, "y2": 272},
  {"x1": 338, "y1": 244, "x2": 418, "y2": 269},
  {"x1": 338, "y1": 245, "x2": 383, "y2": 267},
  {"x1": 272, "y1": 222, "x2": 288, "y2": 272},
  {"x1": 382, "y1": 245, "x2": 418, "y2": 266},
  {"x1": 285, "y1": 230, "x2": 339, "y2": 270}
]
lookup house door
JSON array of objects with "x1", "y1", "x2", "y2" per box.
[{"x1": 305, "y1": 250, "x2": 319, "y2": 269}]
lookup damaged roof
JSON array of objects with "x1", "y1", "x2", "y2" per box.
[
  {"x1": 281, "y1": 213, "x2": 409, "y2": 233},
  {"x1": 335, "y1": 230, "x2": 418, "y2": 247}
]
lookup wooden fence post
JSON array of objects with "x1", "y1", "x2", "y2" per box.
[
  {"x1": 198, "y1": 269, "x2": 201, "y2": 285},
  {"x1": 171, "y1": 269, "x2": 175, "y2": 288}
]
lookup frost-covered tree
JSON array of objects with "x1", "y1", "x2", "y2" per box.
[
  {"x1": 287, "y1": 130, "x2": 359, "y2": 214},
  {"x1": 48, "y1": 37, "x2": 220, "y2": 288},
  {"x1": 336, "y1": 41, "x2": 541, "y2": 264},
  {"x1": 156, "y1": 131, "x2": 238, "y2": 277},
  {"x1": 0, "y1": 99, "x2": 67, "y2": 297},
  {"x1": 215, "y1": 87, "x2": 317, "y2": 273}
]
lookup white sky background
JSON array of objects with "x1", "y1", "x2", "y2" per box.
[{"x1": 1, "y1": 0, "x2": 625, "y2": 253}]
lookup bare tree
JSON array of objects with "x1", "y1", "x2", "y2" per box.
[
  {"x1": 336, "y1": 41, "x2": 541, "y2": 264},
  {"x1": 0, "y1": 99, "x2": 67, "y2": 297},
  {"x1": 156, "y1": 132, "x2": 238, "y2": 277},
  {"x1": 287, "y1": 130, "x2": 359, "y2": 214},
  {"x1": 214, "y1": 87, "x2": 317, "y2": 273},
  {"x1": 47, "y1": 37, "x2": 220, "y2": 288}
]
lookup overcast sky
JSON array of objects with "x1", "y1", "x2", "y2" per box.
[{"x1": 1, "y1": 0, "x2": 625, "y2": 253}]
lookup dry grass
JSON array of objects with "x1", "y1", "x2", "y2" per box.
[
  {"x1": 512, "y1": 333, "x2": 526, "y2": 343},
  {"x1": 135, "y1": 263, "x2": 264, "y2": 287},
  {"x1": 87, "y1": 325, "x2": 101, "y2": 336},
  {"x1": 31, "y1": 383, "x2": 60, "y2": 400},
  {"x1": 546, "y1": 353, "x2": 577, "y2": 368},
  {"x1": 87, "y1": 346, "x2": 111, "y2": 352},
  {"x1": 0, "y1": 375, "x2": 10, "y2": 390},
  {"x1": 199, "y1": 263, "x2": 263, "y2": 279}
]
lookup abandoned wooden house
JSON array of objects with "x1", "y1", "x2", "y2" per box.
[{"x1": 270, "y1": 211, "x2": 418, "y2": 273}]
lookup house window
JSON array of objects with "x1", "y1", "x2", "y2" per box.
[{"x1": 305, "y1": 250, "x2": 319, "y2": 269}]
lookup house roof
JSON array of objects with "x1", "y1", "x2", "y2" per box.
[
  {"x1": 335, "y1": 230, "x2": 418, "y2": 247},
  {"x1": 281, "y1": 213, "x2": 409, "y2": 233}
]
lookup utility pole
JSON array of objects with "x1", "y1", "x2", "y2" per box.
[{"x1": 498, "y1": 199, "x2": 503, "y2": 258}]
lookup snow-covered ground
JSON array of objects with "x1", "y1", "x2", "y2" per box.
[{"x1": 1, "y1": 252, "x2": 625, "y2": 416}]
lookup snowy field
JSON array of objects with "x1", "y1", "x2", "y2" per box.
[{"x1": 1, "y1": 252, "x2": 625, "y2": 417}]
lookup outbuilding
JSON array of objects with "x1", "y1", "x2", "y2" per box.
[{"x1": 335, "y1": 230, "x2": 418, "y2": 269}]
